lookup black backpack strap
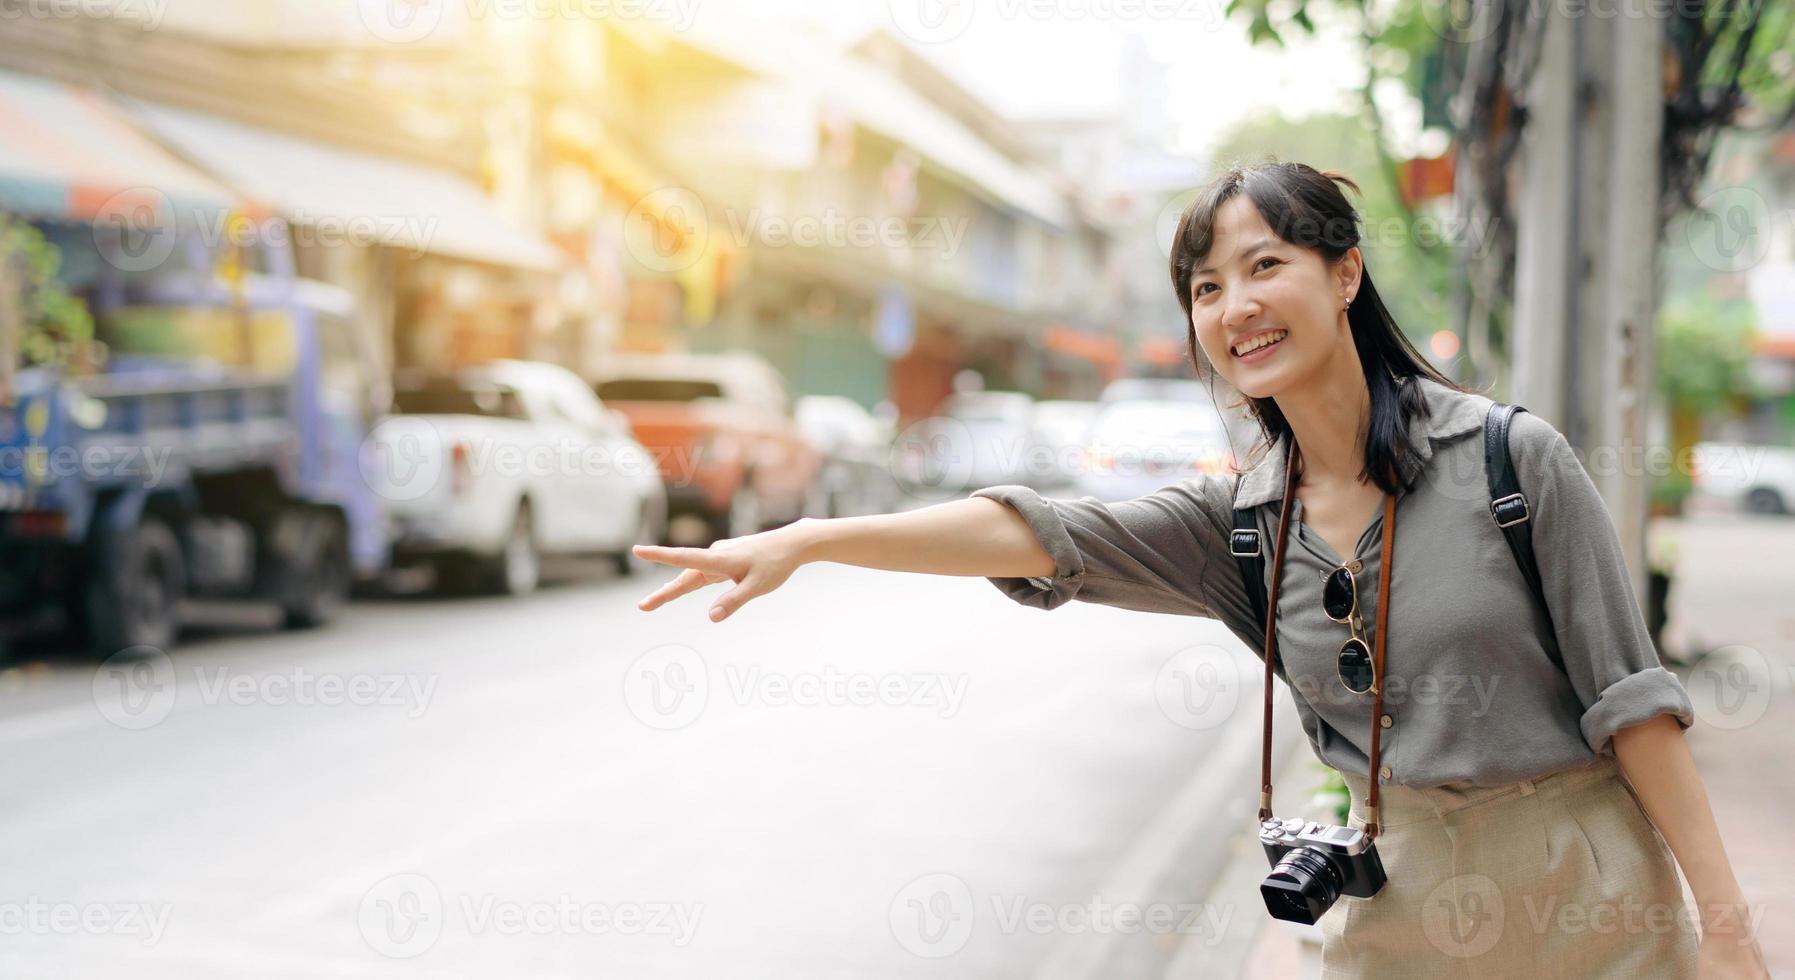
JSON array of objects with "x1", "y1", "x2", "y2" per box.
[
  {"x1": 1231, "y1": 473, "x2": 1268, "y2": 637},
  {"x1": 1485, "y1": 403, "x2": 1560, "y2": 647},
  {"x1": 1231, "y1": 412, "x2": 1558, "y2": 661}
]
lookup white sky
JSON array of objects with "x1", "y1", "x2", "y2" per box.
[
  {"x1": 703, "y1": 0, "x2": 1380, "y2": 160},
  {"x1": 162, "y1": 0, "x2": 1397, "y2": 162}
]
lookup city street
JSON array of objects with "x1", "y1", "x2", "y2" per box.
[
  {"x1": 0, "y1": 549, "x2": 1277, "y2": 979},
  {"x1": 3, "y1": 3, "x2": 1790, "y2": 978}
]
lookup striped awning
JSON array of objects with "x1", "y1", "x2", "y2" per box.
[
  {"x1": 0, "y1": 69, "x2": 235, "y2": 224},
  {"x1": 127, "y1": 99, "x2": 565, "y2": 273}
]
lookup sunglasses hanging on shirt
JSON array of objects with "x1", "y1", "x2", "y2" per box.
[
  {"x1": 1322, "y1": 560, "x2": 1378, "y2": 695},
  {"x1": 1246, "y1": 440, "x2": 1399, "y2": 836}
]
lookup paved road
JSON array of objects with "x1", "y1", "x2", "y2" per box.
[{"x1": 0, "y1": 553, "x2": 1274, "y2": 979}]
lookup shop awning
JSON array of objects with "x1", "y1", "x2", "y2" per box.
[
  {"x1": 126, "y1": 100, "x2": 565, "y2": 273},
  {"x1": 0, "y1": 70, "x2": 235, "y2": 224}
]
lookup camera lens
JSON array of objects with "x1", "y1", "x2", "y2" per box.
[{"x1": 1260, "y1": 846, "x2": 1345, "y2": 925}]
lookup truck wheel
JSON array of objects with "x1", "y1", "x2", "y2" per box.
[
  {"x1": 431, "y1": 555, "x2": 481, "y2": 596},
  {"x1": 1746, "y1": 488, "x2": 1786, "y2": 515},
  {"x1": 281, "y1": 511, "x2": 350, "y2": 629},
  {"x1": 85, "y1": 516, "x2": 184, "y2": 655},
  {"x1": 484, "y1": 503, "x2": 540, "y2": 595}
]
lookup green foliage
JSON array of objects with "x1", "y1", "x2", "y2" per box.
[
  {"x1": 1223, "y1": 0, "x2": 1452, "y2": 119},
  {"x1": 1312, "y1": 763, "x2": 1351, "y2": 826},
  {"x1": 1703, "y1": 0, "x2": 1795, "y2": 114},
  {"x1": 0, "y1": 214, "x2": 94, "y2": 370},
  {"x1": 1650, "y1": 469, "x2": 1694, "y2": 517},
  {"x1": 1656, "y1": 295, "x2": 1756, "y2": 415}
]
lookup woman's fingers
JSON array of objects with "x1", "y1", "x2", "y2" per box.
[
  {"x1": 637, "y1": 567, "x2": 718, "y2": 611},
  {"x1": 632, "y1": 544, "x2": 731, "y2": 574},
  {"x1": 632, "y1": 543, "x2": 772, "y2": 620},
  {"x1": 707, "y1": 575, "x2": 766, "y2": 622}
]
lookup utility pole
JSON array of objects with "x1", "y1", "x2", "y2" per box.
[{"x1": 1511, "y1": 3, "x2": 1664, "y2": 604}]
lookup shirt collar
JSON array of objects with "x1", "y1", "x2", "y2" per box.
[{"x1": 1231, "y1": 376, "x2": 1488, "y2": 510}]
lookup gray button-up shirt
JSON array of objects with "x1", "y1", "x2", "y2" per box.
[{"x1": 972, "y1": 376, "x2": 1694, "y2": 788}]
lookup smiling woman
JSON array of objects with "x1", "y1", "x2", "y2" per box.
[
  {"x1": 1167, "y1": 164, "x2": 1462, "y2": 498},
  {"x1": 632, "y1": 162, "x2": 1768, "y2": 980}
]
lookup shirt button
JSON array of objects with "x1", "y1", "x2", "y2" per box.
[
  {"x1": 1380, "y1": 714, "x2": 1393, "y2": 729},
  {"x1": 1379, "y1": 765, "x2": 1393, "y2": 781}
]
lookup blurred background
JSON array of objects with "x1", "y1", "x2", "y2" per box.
[{"x1": 0, "y1": 0, "x2": 1791, "y2": 977}]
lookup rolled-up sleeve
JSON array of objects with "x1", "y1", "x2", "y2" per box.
[
  {"x1": 1515, "y1": 413, "x2": 1696, "y2": 755},
  {"x1": 968, "y1": 479, "x2": 1260, "y2": 640}
]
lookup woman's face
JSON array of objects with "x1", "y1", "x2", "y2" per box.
[{"x1": 1187, "y1": 195, "x2": 1361, "y2": 400}]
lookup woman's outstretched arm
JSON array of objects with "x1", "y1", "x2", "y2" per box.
[{"x1": 633, "y1": 497, "x2": 1055, "y2": 622}]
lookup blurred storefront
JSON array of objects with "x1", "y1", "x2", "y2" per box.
[
  {"x1": 124, "y1": 100, "x2": 565, "y2": 376},
  {"x1": 0, "y1": 8, "x2": 569, "y2": 384},
  {"x1": 2, "y1": 4, "x2": 1160, "y2": 413},
  {"x1": 586, "y1": 16, "x2": 1125, "y2": 415}
]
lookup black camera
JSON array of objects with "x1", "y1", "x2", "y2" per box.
[{"x1": 1259, "y1": 816, "x2": 1386, "y2": 924}]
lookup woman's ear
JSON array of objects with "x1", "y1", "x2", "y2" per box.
[{"x1": 1335, "y1": 247, "x2": 1364, "y2": 307}]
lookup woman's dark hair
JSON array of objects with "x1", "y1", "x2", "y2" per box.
[{"x1": 1167, "y1": 159, "x2": 1467, "y2": 496}]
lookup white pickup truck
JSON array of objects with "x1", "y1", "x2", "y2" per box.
[
  {"x1": 1691, "y1": 441, "x2": 1795, "y2": 515},
  {"x1": 371, "y1": 360, "x2": 667, "y2": 594}
]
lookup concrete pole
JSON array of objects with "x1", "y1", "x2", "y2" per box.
[
  {"x1": 1511, "y1": 4, "x2": 1663, "y2": 603},
  {"x1": 1601, "y1": 4, "x2": 1666, "y2": 605},
  {"x1": 1510, "y1": 4, "x2": 1574, "y2": 424}
]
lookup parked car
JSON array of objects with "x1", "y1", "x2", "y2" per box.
[
  {"x1": 592, "y1": 352, "x2": 823, "y2": 544},
  {"x1": 375, "y1": 360, "x2": 666, "y2": 595},
  {"x1": 1098, "y1": 377, "x2": 1214, "y2": 404},
  {"x1": 1030, "y1": 399, "x2": 1101, "y2": 488},
  {"x1": 1100, "y1": 376, "x2": 1257, "y2": 449},
  {"x1": 1075, "y1": 399, "x2": 1235, "y2": 502},
  {"x1": 1691, "y1": 441, "x2": 1795, "y2": 514},
  {"x1": 899, "y1": 390, "x2": 1047, "y2": 492},
  {"x1": 794, "y1": 395, "x2": 899, "y2": 517}
]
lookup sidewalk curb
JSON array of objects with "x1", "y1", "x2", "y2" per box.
[
  {"x1": 1026, "y1": 676, "x2": 1303, "y2": 980},
  {"x1": 1162, "y1": 696, "x2": 1320, "y2": 980}
]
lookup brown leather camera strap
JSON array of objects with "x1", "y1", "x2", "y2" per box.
[{"x1": 1256, "y1": 439, "x2": 1397, "y2": 840}]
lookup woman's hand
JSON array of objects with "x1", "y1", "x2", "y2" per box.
[
  {"x1": 632, "y1": 522, "x2": 810, "y2": 622},
  {"x1": 1696, "y1": 907, "x2": 1770, "y2": 979}
]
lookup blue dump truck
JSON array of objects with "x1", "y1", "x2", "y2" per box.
[{"x1": 0, "y1": 272, "x2": 390, "y2": 654}]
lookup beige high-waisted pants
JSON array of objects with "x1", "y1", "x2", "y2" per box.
[{"x1": 1322, "y1": 753, "x2": 1698, "y2": 979}]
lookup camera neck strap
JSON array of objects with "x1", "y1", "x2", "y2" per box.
[{"x1": 1256, "y1": 439, "x2": 1398, "y2": 840}]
